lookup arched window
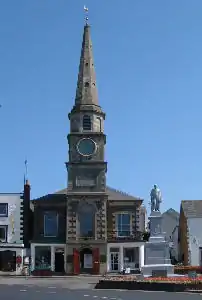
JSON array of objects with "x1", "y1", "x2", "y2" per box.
[
  {"x1": 78, "y1": 203, "x2": 95, "y2": 238},
  {"x1": 83, "y1": 115, "x2": 91, "y2": 131}
]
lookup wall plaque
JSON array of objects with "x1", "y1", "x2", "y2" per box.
[{"x1": 76, "y1": 176, "x2": 95, "y2": 187}]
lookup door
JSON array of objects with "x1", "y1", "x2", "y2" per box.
[
  {"x1": 55, "y1": 252, "x2": 64, "y2": 273},
  {"x1": 73, "y1": 248, "x2": 80, "y2": 275},
  {"x1": 92, "y1": 248, "x2": 100, "y2": 275},
  {"x1": 110, "y1": 252, "x2": 119, "y2": 272}
]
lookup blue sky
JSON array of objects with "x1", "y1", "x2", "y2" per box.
[{"x1": 0, "y1": 0, "x2": 202, "y2": 212}]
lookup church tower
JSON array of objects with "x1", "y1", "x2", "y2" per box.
[
  {"x1": 67, "y1": 22, "x2": 107, "y2": 189},
  {"x1": 66, "y1": 20, "x2": 107, "y2": 274}
]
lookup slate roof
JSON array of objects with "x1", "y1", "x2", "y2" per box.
[
  {"x1": 32, "y1": 186, "x2": 142, "y2": 202},
  {"x1": 55, "y1": 186, "x2": 142, "y2": 201},
  {"x1": 181, "y1": 200, "x2": 202, "y2": 218}
]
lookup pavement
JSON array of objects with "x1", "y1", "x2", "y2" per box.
[
  {"x1": 0, "y1": 277, "x2": 202, "y2": 299},
  {"x1": 0, "y1": 276, "x2": 100, "y2": 289}
]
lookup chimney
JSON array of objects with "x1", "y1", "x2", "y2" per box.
[
  {"x1": 23, "y1": 179, "x2": 31, "y2": 248},
  {"x1": 24, "y1": 180, "x2": 30, "y2": 202}
]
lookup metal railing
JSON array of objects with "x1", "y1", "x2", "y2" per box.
[
  {"x1": 107, "y1": 230, "x2": 143, "y2": 241},
  {"x1": 78, "y1": 236, "x2": 95, "y2": 240}
]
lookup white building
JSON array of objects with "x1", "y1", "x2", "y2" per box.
[
  {"x1": 179, "y1": 200, "x2": 202, "y2": 266},
  {"x1": 0, "y1": 180, "x2": 31, "y2": 274}
]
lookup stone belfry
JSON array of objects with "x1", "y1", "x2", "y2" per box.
[{"x1": 66, "y1": 14, "x2": 107, "y2": 253}]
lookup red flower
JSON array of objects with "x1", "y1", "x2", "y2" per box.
[{"x1": 144, "y1": 276, "x2": 202, "y2": 284}]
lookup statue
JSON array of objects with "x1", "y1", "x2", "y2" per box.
[{"x1": 150, "y1": 184, "x2": 162, "y2": 212}]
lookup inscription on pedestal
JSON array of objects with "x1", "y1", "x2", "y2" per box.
[
  {"x1": 147, "y1": 249, "x2": 164, "y2": 258},
  {"x1": 152, "y1": 269, "x2": 167, "y2": 278}
]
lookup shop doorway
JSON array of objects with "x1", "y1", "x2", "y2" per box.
[
  {"x1": 80, "y1": 248, "x2": 93, "y2": 273},
  {"x1": 55, "y1": 250, "x2": 64, "y2": 273},
  {"x1": 110, "y1": 252, "x2": 119, "y2": 272}
]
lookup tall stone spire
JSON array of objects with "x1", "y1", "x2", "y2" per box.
[{"x1": 74, "y1": 23, "x2": 99, "y2": 107}]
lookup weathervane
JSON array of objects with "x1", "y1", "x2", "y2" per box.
[{"x1": 84, "y1": 5, "x2": 89, "y2": 24}]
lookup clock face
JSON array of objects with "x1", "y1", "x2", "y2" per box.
[{"x1": 77, "y1": 138, "x2": 96, "y2": 156}]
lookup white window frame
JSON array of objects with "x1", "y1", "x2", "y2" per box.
[
  {"x1": 44, "y1": 211, "x2": 58, "y2": 238},
  {"x1": 115, "y1": 212, "x2": 132, "y2": 237},
  {"x1": 0, "y1": 225, "x2": 8, "y2": 242}
]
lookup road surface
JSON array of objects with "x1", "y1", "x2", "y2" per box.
[{"x1": 0, "y1": 277, "x2": 201, "y2": 300}]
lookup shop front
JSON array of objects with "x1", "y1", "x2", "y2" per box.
[
  {"x1": 0, "y1": 244, "x2": 26, "y2": 275},
  {"x1": 107, "y1": 242, "x2": 145, "y2": 273},
  {"x1": 31, "y1": 243, "x2": 66, "y2": 274}
]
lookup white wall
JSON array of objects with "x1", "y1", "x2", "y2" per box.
[
  {"x1": 161, "y1": 210, "x2": 179, "y2": 260},
  {"x1": 187, "y1": 217, "x2": 202, "y2": 266},
  {"x1": 170, "y1": 226, "x2": 179, "y2": 260},
  {"x1": 0, "y1": 194, "x2": 23, "y2": 244}
]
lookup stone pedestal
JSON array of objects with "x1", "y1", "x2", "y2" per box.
[{"x1": 141, "y1": 211, "x2": 174, "y2": 277}]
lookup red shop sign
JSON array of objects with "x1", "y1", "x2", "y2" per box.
[{"x1": 16, "y1": 256, "x2": 22, "y2": 264}]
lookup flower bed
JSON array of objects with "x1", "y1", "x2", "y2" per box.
[
  {"x1": 144, "y1": 276, "x2": 202, "y2": 283},
  {"x1": 95, "y1": 275, "x2": 202, "y2": 292},
  {"x1": 103, "y1": 275, "x2": 138, "y2": 281},
  {"x1": 174, "y1": 266, "x2": 202, "y2": 274}
]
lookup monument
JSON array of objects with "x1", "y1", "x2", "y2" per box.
[{"x1": 141, "y1": 184, "x2": 174, "y2": 277}]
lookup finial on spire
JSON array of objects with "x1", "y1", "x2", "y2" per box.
[{"x1": 84, "y1": 5, "x2": 89, "y2": 24}]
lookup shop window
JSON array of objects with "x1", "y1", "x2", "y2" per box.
[
  {"x1": 35, "y1": 246, "x2": 51, "y2": 270},
  {"x1": 0, "y1": 225, "x2": 7, "y2": 242},
  {"x1": 124, "y1": 248, "x2": 135, "y2": 262}
]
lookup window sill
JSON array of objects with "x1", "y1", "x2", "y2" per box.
[{"x1": 117, "y1": 233, "x2": 132, "y2": 238}]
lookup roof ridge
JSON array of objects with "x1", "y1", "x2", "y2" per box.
[
  {"x1": 32, "y1": 186, "x2": 143, "y2": 202},
  {"x1": 164, "y1": 208, "x2": 179, "y2": 215},
  {"x1": 182, "y1": 200, "x2": 202, "y2": 218},
  {"x1": 106, "y1": 186, "x2": 142, "y2": 199}
]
